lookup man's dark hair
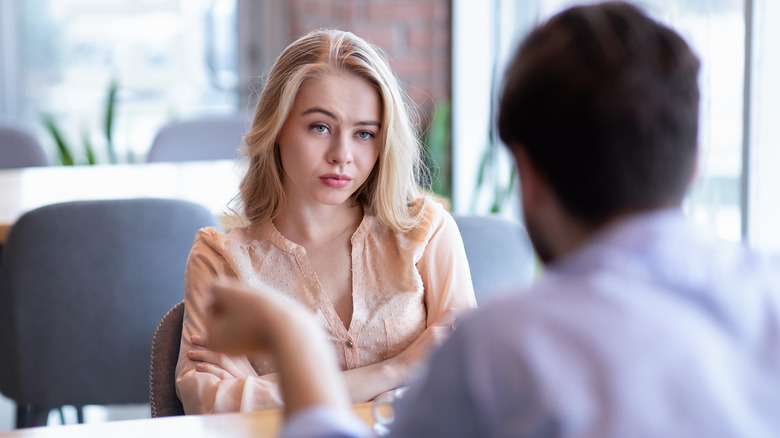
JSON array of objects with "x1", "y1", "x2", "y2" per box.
[{"x1": 498, "y1": 1, "x2": 701, "y2": 226}]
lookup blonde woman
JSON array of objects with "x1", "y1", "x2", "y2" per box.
[{"x1": 175, "y1": 29, "x2": 477, "y2": 414}]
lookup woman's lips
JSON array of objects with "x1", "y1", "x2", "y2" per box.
[{"x1": 319, "y1": 173, "x2": 352, "y2": 188}]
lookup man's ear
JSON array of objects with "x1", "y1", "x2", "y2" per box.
[{"x1": 512, "y1": 147, "x2": 545, "y2": 211}]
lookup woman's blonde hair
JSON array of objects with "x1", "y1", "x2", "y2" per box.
[{"x1": 233, "y1": 29, "x2": 429, "y2": 232}]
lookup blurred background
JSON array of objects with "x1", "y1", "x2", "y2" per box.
[{"x1": 0, "y1": 0, "x2": 778, "y2": 429}]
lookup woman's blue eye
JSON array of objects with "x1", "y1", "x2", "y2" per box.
[
  {"x1": 311, "y1": 124, "x2": 329, "y2": 133},
  {"x1": 357, "y1": 131, "x2": 374, "y2": 139}
]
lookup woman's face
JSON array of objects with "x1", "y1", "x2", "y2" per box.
[{"x1": 277, "y1": 71, "x2": 381, "y2": 209}]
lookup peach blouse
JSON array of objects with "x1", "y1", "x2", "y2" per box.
[{"x1": 175, "y1": 199, "x2": 477, "y2": 414}]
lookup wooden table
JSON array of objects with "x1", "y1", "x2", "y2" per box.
[
  {"x1": 0, "y1": 160, "x2": 245, "y2": 244},
  {"x1": 0, "y1": 403, "x2": 375, "y2": 437}
]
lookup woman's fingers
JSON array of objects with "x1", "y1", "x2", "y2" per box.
[
  {"x1": 189, "y1": 346, "x2": 259, "y2": 379},
  {"x1": 188, "y1": 348, "x2": 222, "y2": 363},
  {"x1": 196, "y1": 362, "x2": 232, "y2": 379},
  {"x1": 189, "y1": 348, "x2": 233, "y2": 378},
  {"x1": 189, "y1": 349, "x2": 238, "y2": 379}
]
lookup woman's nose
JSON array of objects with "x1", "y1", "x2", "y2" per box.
[{"x1": 327, "y1": 135, "x2": 353, "y2": 165}]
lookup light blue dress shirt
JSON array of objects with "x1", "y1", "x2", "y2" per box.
[{"x1": 283, "y1": 209, "x2": 780, "y2": 437}]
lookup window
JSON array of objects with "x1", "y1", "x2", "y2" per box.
[
  {"x1": 1, "y1": 0, "x2": 240, "y2": 163},
  {"x1": 453, "y1": 0, "x2": 780, "y2": 251},
  {"x1": 746, "y1": 0, "x2": 780, "y2": 251}
]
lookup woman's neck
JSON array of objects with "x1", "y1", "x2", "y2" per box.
[{"x1": 273, "y1": 202, "x2": 364, "y2": 247}]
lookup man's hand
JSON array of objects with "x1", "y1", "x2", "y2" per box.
[{"x1": 202, "y1": 280, "x2": 350, "y2": 416}]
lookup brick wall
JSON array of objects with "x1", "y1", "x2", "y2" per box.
[{"x1": 289, "y1": 0, "x2": 451, "y2": 116}]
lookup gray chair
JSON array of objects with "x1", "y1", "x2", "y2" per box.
[
  {"x1": 149, "y1": 301, "x2": 186, "y2": 417},
  {"x1": 454, "y1": 214, "x2": 537, "y2": 303},
  {"x1": 0, "y1": 125, "x2": 49, "y2": 169},
  {"x1": 0, "y1": 198, "x2": 217, "y2": 428},
  {"x1": 147, "y1": 115, "x2": 249, "y2": 163}
]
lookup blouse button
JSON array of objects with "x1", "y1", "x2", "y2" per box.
[{"x1": 346, "y1": 340, "x2": 354, "y2": 348}]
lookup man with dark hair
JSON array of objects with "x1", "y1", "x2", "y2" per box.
[
  {"x1": 498, "y1": 0, "x2": 700, "y2": 235},
  {"x1": 201, "y1": 2, "x2": 780, "y2": 437}
]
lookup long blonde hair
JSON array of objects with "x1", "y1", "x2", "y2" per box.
[{"x1": 232, "y1": 29, "x2": 429, "y2": 232}]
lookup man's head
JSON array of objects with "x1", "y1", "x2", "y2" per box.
[{"x1": 498, "y1": 1, "x2": 700, "y2": 237}]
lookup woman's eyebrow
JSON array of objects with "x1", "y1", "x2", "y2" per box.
[
  {"x1": 302, "y1": 107, "x2": 337, "y2": 119},
  {"x1": 302, "y1": 107, "x2": 380, "y2": 128}
]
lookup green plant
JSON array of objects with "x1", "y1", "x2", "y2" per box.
[
  {"x1": 41, "y1": 113, "x2": 75, "y2": 166},
  {"x1": 41, "y1": 79, "x2": 119, "y2": 165},
  {"x1": 472, "y1": 135, "x2": 517, "y2": 213},
  {"x1": 104, "y1": 78, "x2": 118, "y2": 163},
  {"x1": 421, "y1": 101, "x2": 452, "y2": 200}
]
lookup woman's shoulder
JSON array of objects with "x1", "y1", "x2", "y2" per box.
[
  {"x1": 193, "y1": 225, "x2": 227, "y2": 245},
  {"x1": 422, "y1": 195, "x2": 449, "y2": 219},
  {"x1": 391, "y1": 197, "x2": 454, "y2": 242},
  {"x1": 192, "y1": 225, "x2": 261, "y2": 252},
  {"x1": 418, "y1": 196, "x2": 455, "y2": 229}
]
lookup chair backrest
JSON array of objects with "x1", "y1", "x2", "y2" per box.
[
  {"x1": 149, "y1": 301, "x2": 186, "y2": 417},
  {"x1": 454, "y1": 214, "x2": 537, "y2": 303},
  {"x1": 0, "y1": 125, "x2": 49, "y2": 169},
  {"x1": 0, "y1": 198, "x2": 217, "y2": 410},
  {"x1": 147, "y1": 115, "x2": 249, "y2": 163}
]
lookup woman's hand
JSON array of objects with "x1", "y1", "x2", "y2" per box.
[
  {"x1": 188, "y1": 335, "x2": 260, "y2": 380},
  {"x1": 338, "y1": 309, "x2": 464, "y2": 402}
]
